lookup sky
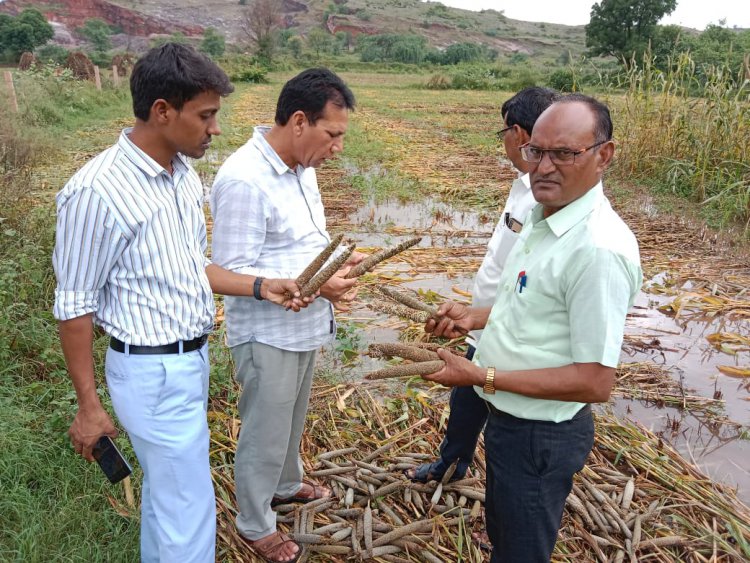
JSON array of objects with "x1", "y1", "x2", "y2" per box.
[{"x1": 423, "y1": 0, "x2": 750, "y2": 30}]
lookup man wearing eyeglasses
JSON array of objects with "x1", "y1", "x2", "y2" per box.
[
  {"x1": 404, "y1": 87, "x2": 557, "y2": 491},
  {"x1": 420, "y1": 93, "x2": 643, "y2": 562}
]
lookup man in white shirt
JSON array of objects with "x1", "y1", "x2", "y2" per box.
[
  {"x1": 422, "y1": 94, "x2": 642, "y2": 562},
  {"x1": 53, "y1": 44, "x2": 307, "y2": 563},
  {"x1": 210, "y1": 68, "x2": 359, "y2": 563},
  {"x1": 405, "y1": 87, "x2": 558, "y2": 485}
]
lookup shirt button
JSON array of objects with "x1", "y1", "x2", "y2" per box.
[
  {"x1": 504, "y1": 285, "x2": 510, "y2": 291},
  {"x1": 525, "y1": 248, "x2": 531, "y2": 254}
]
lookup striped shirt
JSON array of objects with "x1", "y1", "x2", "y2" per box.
[
  {"x1": 52, "y1": 128, "x2": 215, "y2": 346},
  {"x1": 209, "y1": 126, "x2": 336, "y2": 351}
]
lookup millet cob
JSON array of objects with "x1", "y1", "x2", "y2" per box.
[
  {"x1": 345, "y1": 237, "x2": 422, "y2": 279},
  {"x1": 300, "y1": 242, "x2": 357, "y2": 298}
]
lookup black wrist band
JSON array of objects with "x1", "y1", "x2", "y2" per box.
[{"x1": 253, "y1": 277, "x2": 265, "y2": 300}]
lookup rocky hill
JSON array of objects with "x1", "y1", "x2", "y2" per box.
[{"x1": 0, "y1": 0, "x2": 587, "y2": 60}]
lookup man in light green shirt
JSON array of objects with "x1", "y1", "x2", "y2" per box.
[{"x1": 422, "y1": 93, "x2": 642, "y2": 562}]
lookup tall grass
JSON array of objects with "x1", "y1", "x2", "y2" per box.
[{"x1": 613, "y1": 52, "x2": 750, "y2": 229}]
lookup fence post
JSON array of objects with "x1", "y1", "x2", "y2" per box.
[
  {"x1": 112, "y1": 65, "x2": 120, "y2": 87},
  {"x1": 4, "y1": 71, "x2": 19, "y2": 113},
  {"x1": 94, "y1": 65, "x2": 102, "y2": 91}
]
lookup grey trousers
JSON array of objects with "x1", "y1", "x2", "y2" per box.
[{"x1": 231, "y1": 341, "x2": 317, "y2": 540}]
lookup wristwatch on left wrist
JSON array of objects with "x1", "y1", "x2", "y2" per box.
[
  {"x1": 253, "y1": 277, "x2": 265, "y2": 301},
  {"x1": 484, "y1": 367, "x2": 496, "y2": 395}
]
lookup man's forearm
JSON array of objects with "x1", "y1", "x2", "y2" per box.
[
  {"x1": 489, "y1": 362, "x2": 616, "y2": 403},
  {"x1": 205, "y1": 264, "x2": 254, "y2": 297},
  {"x1": 59, "y1": 315, "x2": 101, "y2": 410}
]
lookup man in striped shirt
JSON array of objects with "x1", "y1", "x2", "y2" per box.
[
  {"x1": 210, "y1": 68, "x2": 359, "y2": 563},
  {"x1": 53, "y1": 44, "x2": 308, "y2": 563}
]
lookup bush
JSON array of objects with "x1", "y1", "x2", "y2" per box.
[
  {"x1": 230, "y1": 65, "x2": 268, "y2": 84},
  {"x1": 425, "y1": 73, "x2": 451, "y2": 89},
  {"x1": 34, "y1": 44, "x2": 69, "y2": 65},
  {"x1": 548, "y1": 68, "x2": 576, "y2": 92}
]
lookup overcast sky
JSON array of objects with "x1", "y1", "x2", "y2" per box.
[{"x1": 424, "y1": 0, "x2": 750, "y2": 30}]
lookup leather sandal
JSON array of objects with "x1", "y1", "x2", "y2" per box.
[
  {"x1": 241, "y1": 530, "x2": 301, "y2": 563},
  {"x1": 271, "y1": 479, "x2": 332, "y2": 508}
]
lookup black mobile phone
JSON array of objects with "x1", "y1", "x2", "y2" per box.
[{"x1": 92, "y1": 435, "x2": 133, "y2": 484}]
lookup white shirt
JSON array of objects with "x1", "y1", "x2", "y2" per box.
[
  {"x1": 52, "y1": 129, "x2": 214, "y2": 345},
  {"x1": 209, "y1": 126, "x2": 336, "y2": 351},
  {"x1": 468, "y1": 173, "x2": 536, "y2": 346}
]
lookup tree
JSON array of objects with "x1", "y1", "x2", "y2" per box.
[
  {"x1": 357, "y1": 33, "x2": 427, "y2": 64},
  {"x1": 242, "y1": 0, "x2": 281, "y2": 62},
  {"x1": 15, "y1": 8, "x2": 53, "y2": 46},
  {"x1": 287, "y1": 35, "x2": 303, "y2": 58},
  {"x1": 78, "y1": 19, "x2": 113, "y2": 53},
  {"x1": 0, "y1": 8, "x2": 53, "y2": 61},
  {"x1": 307, "y1": 28, "x2": 332, "y2": 57},
  {"x1": 201, "y1": 27, "x2": 226, "y2": 57},
  {"x1": 441, "y1": 42, "x2": 485, "y2": 65},
  {"x1": 586, "y1": 0, "x2": 677, "y2": 63}
]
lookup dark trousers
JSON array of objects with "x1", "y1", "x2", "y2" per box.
[
  {"x1": 431, "y1": 345, "x2": 489, "y2": 478},
  {"x1": 485, "y1": 405, "x2": 594, "y2": 563}
]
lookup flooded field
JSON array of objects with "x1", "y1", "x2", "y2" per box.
[{"x1": 333, "y1": 195, "x2": 750, "y2": 506}]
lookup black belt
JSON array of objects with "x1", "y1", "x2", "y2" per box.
[
  {"x1": 486, "y1": 401, "x2": 591, "y2": 421},
  {"x1": 109, "y1": 334, "x2": 207, "y2": 355}
]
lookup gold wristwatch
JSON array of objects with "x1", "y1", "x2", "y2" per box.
[{"x1": 484, "y1": 367, "x2": 496, "y2": 395}]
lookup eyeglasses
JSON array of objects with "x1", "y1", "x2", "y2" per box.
[
  {"x1": 520, "y1": 140, "x2": 610, "y2": 165},
  {"x1": 495, "y1": 126, "x2": 513, "y2": 139}
]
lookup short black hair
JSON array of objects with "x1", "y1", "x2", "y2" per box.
[
  {"x1": 275, "y1": 67, "x2": 355, "y2": 126},
  {"x1": 501, "y1": 87, "x2": 559, "y2": 135},
  {"x1": 130, "y1": 43, "x2": 234, "y2": 121},
  {"x1": 555, "y1": 93, "x2": 613, "y2": 143}
]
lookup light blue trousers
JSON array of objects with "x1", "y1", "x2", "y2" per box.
[{"x1": 105, "y1": 343, "x2": 215, "y2": 563}]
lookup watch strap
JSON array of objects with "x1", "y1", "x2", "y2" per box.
[{"x1": 253, "y1": 277, "x2": 265, "y2": 300}]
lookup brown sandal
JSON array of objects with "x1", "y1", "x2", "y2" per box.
[
  {"x1": 241, "y1": 530, "x2": 301, "y2": 563},
  {"x1": 271, "y1": 479, "x2": 332, "y2": 507}
]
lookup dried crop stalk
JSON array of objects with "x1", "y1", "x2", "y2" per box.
[
  {"x1": 345, "y1": 237, "x2": 422, "y2": 278},
  {"x1": 300, "y1": 242, "x2": 356, "y2": 298},
  {"x1": 296, "y1": 233, "x2": 344, "y2": 288},
  {"x1": 378, "y1": 286, "x2": 438, "y2": 315},
  {"x1": 368, "y1": 343, "x2": 439, "y2": 362},
  {"x1": 365, "y1": 360, "x2": 445, "y2": 380},
  {"x1": 368, "y1": 302, "x2": 431, "y2": 323}
]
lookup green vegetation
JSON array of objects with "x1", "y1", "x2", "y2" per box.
[
  {"x1": 200, "y1": 27, "x2": 226, "y2": 57},
  {"x1": 0, "y1": 69, "x2": 137, "y2": 561},
  {"x1": 78, "y1": 18, "x2": 114, "y2": 53},
  {"x1": 586, "y1": 0, "x2": 677, "y2": 62},
  {"x1": 356, "y1": 33, "x2": 496, "y2": 65},
  {"x1": 0, "y1": 8, "x2": 53, "y2": 62}
]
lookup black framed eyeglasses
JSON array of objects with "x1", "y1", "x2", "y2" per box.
[
  {"x1": 520, "y1": 139, "x2": 610, "y2": 165},
  {"x1": 495, "y1": 126, "x2": 513, "y2": 139}
]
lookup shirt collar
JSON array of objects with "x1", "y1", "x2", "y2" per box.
[
  {"x1": 118, "y1": 128, "x2": 189, "y2": 179},
  {"x1": 252, "y1": 126, "x2": 296, "y2": 176},
  {"x1": 538, "y1": 181, "x2": 604, "y2": 238},
  {"x1": 519, "y1": 172, "x2": 531, "y2": 189}
]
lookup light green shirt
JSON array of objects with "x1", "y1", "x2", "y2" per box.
[{"x1": 474, "y1": 183, "x2": 642, "y2": 422}]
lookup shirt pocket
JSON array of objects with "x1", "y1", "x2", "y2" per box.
[{"x1": 507, "y1": 284, "x2": 561, "y2": 347}]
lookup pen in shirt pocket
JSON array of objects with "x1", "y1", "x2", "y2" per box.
[{"x1": 516, "y1": 270, "x2": 527, "y2": 293}]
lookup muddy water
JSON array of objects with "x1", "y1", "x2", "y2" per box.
[{"x1": 342, "y1": 197, "x2": 750, "y2": 505}]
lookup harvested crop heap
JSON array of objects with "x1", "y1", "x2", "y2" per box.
[{"x1": 207, "y1": 380, "x2": 750, "y2": 562}]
